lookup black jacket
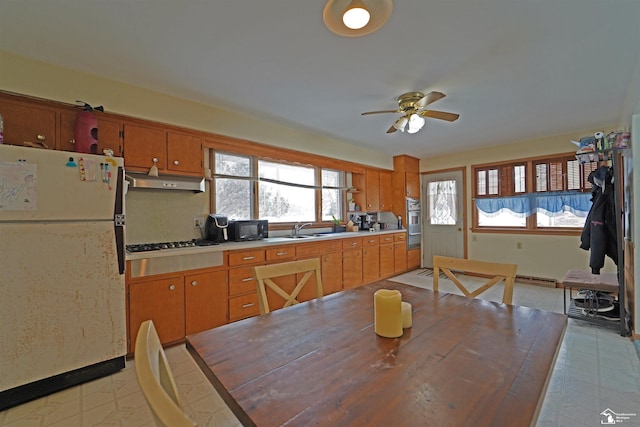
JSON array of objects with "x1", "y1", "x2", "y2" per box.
[{"x1": 580, "y1": 167, "x2": 617, "y2": 274}]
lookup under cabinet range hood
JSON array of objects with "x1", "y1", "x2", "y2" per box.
[{"x1": 125, "y1": 172, "x2": 205, "y2": 192}]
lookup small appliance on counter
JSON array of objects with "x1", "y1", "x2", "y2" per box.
[
  {"x1": 204, "y1": 214, "x2": 229, "y2": 243},
  {"x1": 228, "y1": 219, "x2": 268, "y2": 241}
]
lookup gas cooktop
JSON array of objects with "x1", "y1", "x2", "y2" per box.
[{"x1": 126, "y1": 239, "x2": 219, "y2": 253}]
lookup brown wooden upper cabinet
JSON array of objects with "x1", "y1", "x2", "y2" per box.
[
  {"x1": 59, "y1": 111, "x2": 123, "y2": 156},
  {"x1": 365, "y1": 170, "x2": 380, "y2": 211},
  {"x1": 0, "y1": 97, "x2": 57, "y2": 149},
  {"x1": 352, "y1": 169, "x2": 393, "y2": 212},
  {"x1": 123, "y1": 124, "x2": 203, "y2": 176},
  {"x1": 405, "y1": 172, "x2": 420, "y2": 198},
  {"x1": 379, "y1": 171, "x2": 392, "y2": 210},
  {"x1": 166, "y1": 132, "x2": 203, "y2": 175}
]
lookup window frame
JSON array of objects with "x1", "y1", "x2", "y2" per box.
[
  {"x1": 472, "y1": 152, "x2": 595, "y2": 235},
  {"x1": 211, "y1": 150, "x2": 346, "y2": 230}
]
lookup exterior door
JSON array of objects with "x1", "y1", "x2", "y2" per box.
[{"x1": 422, "y1": 170, "x2": 465, "y2": 268}]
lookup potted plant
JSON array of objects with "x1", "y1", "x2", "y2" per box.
[{"x1": 331, "y1": 215, "x2": 346, "y2": 233}]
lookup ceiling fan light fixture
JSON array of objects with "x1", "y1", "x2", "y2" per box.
[
  {"x1": 393, "y1": 116, "x2": 408, "y2": 132},
  {"x1": 407, "y1": 113, "x2": 425, "y2": 134},
  {"x1": 323, "y1": 0, "x2": 393, "y2": 37}
]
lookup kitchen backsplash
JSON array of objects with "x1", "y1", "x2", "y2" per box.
[{"x1": 125, "y1": 183, "x2": 210, "y2": 243}]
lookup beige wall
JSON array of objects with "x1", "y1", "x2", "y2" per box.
[{"x1": 420, "y1": 130, "x2": 619, "y2": 281}]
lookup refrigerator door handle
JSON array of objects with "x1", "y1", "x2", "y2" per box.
[{"x1": 114, "y1": 166, "x2": 126, "y2": 275}]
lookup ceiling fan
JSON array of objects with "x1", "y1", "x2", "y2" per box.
[{"x1": 361, "y1": 91, "x2": 459, "y2": 134}]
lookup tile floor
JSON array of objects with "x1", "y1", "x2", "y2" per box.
[{"x1": 1, "y1": 269, "x2": 639, "y2": 426}]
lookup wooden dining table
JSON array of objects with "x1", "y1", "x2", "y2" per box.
[{"x1": 186, "y1": 280, "x2": 567, "y2": 427}]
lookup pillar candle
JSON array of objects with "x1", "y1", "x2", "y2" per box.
[
  {"x1": 374, "y1": 289, "x2": 403, "y2": 338},
  {"x1": 401, "y1": 301, "x2": 412, "y2": 328}
]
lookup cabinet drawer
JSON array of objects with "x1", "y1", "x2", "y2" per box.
[
  {"x1": 394, "y1": 233, "x2": 407, "y2": 242},
  {"x1": 229, "y1": 266, "x2": 259, "y2": 296},
  {"x1": 266, "y1": 246, "x2": 295, "y2": 261},
  {"x1": 228, "y1": 249, "x2": 266, "y2": 267},
  {"x1": 342, "y1": 237, "x2": 362, "y2": 250},
  {"x1": 363, "y1": 235, "x2": 379, "y2": 246},
  {"x1": 229, "y1": 293, "x2": 260, "y2": 322},
  {"x1": 380, "y1": 235, "x2": 394, "y2": 244}
]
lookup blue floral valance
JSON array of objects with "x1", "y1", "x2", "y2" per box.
[{"x1": 475, "y1": 191, "x2": 592, "y2": 218}]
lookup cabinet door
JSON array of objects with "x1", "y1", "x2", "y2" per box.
[
  {"x1": 363, "y1": 245, "x2": 380, "y2": 284},
  {"x1": 394, "y1": 241, "x2": 408, "y2": 273},
  {"x1": 0, "y1": 99, "x2": 56, "y2": 149},
  {"x1": 166, "y1": 132, "x2": 203, "y2": 175},
  {"x1": 379, "y1": 243, "x2": 394, "y2": 278},
  {"x1": 128, "y1": 276, "x2": 185, "y2": 352},
  {"x1": 406, "y1": 172, "x2": 420, "y2": 198},
  {"x1": 321, "y1": 252, "x2": 343, "y2": 295},
  {"x1": 185, "y1": 270, "x2": 228, "y2": 335},
  {"x1": 123, "y1": 123, "x2": 166, "y2": 171},
  {"x1": 343, "y1": 249, "x2": 363, "y2": 289},
  {"x1": 379, "y1": 171, "x2": 392, "y2": 210},
  {"x1": 408, "y1": 248, "x2": 421, "y2": 269},
  {"x1": 59, "y1": 111, "x2": 123, "y2": 155},
  {"x1": 365, "y1": 170, "x2": 380, "y2": 211}
]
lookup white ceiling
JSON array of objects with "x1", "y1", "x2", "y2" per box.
[{"x1": 1, "y1": 0, "x2": 639, "y2": 158}]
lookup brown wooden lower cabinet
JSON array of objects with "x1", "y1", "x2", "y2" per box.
[
  {"x1": 229, "y1": 293, "x2": 260, "y2": 322},
  {"x1": 363, "y1": 245, "x2": 380, "y2": 283},
  {"x1": 320, "y1": 251, "x2": 343, "y2": 295},
  {"x1": 343, "y1": 249, "x2": 363, "y2": 289},
  {"x1": 128, "y1": 275, "x2": 185, "y2": 352},
  {"x1": 185, "y1": 270, "x2": 228, "y2": 335},
  {"x1": 379, "y1": 243, "x2": 395, "y2": 278},
  {"x1": 408, "y1": 248, "x2": 421, "y2": 269}
]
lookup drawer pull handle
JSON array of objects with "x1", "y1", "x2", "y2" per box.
[
  {"x1": 169, "y1": 285, "x2": 176, "y2": 291},
  {"x1": 350, "y1": 242, "x2": 357, "y2": 246},
  {"x1": 191, "y1": 281, "x2": 197, "y2": 286},
  {"x1": 37, "y1": 134, "x2": 46, "y2": 141},
  {"x1": 368, "y1": 239, "x2": 375, "y2": 243},
  {"x1": 241, "y1": 277, "x2": 254, "y2": 282},
  {"x1": 173, "y1": 160, "x2": 179, "y2": 165},
  {"x1": 243, "y1": 256, "x2": 256, "y2": 260},
  {"x1": 276, "y1": 252, "x2": 288, "y2": 256},
  {"x1": 241, "y1": 303, "x2": 255, "y2": 308}
]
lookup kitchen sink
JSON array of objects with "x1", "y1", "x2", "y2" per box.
[{"x1": 283, "y1": 235, "x2": 315, "y2": 239}]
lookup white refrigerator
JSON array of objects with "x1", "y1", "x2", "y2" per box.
[{"x1": 0, "y1": 144, "x2": 126, "y2": 410}]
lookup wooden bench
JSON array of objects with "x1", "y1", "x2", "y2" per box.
[{"x1": 432, "y1": 256, "x2": 518, "y2": 305}]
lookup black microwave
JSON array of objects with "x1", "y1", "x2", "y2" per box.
[{"x1": 227, "y1": 220, "x2": 268, "y2": 241}]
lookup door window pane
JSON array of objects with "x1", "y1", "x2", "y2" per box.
[{"x1": 428, "y1": 180, "x2": 457, "y2": 225}]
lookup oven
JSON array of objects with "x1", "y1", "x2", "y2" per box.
[{"x1": 406, "y1": 198, "x2": 421, "y2": 249}]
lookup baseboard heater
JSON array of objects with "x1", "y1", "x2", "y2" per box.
[
  {"x1": 516, "y1": 275, "x2": 557, "y2": 288},
  {"x1": 0, "y1": 356, "x2": 125, "y2": 411}
]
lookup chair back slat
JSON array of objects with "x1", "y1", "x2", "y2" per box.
[
  {"x1": 433, "y1": 256, "x2": 517, "y2": 305},
  {"x1": 254, "y1": 258, "x2": 323, "y2": 314}
]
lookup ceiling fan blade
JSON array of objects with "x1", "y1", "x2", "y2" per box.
[
  {"x1": 386, "y1": 125, "x2": 398, "y2": 133},
  {"x1": 415, "y1": 91, "x2": 446, "y2": 108},
  {"x1": 420, "y1": 110, "x2": 460, "y2": 122},
  {"x1": 361, "y1": 109, "x2": 400, "y2": 116}
]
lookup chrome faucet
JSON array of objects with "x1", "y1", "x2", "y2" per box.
[{"x1": 293, "y1": 222, "x2": 313, "y2": 237}]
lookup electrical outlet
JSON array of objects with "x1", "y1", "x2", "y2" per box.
[
  {"x1": 516, "y1": 242, "x2": 523, "y2": 249},
  {"x1": 194, "y1": 218, "x2": 202, "y2": 229}
]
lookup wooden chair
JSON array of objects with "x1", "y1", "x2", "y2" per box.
[
  {"x1": 135, "y1": 320, "x2": 196, "y2": 427},
  {"x1": 432, "y1": 255, "x2": 518, "y2": 305},
  {"x1": 254, "y1": 258, "x2": 323, "y2": 314}
]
